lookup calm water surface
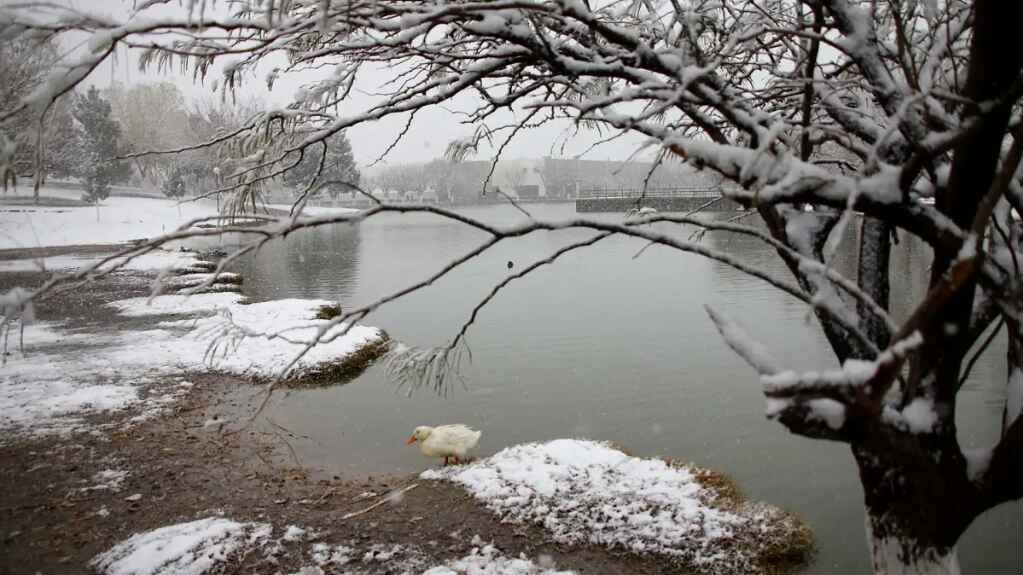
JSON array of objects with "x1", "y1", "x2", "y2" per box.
[{"x1": 207, "y1": 203, "x2": 1019, "y2": 573}]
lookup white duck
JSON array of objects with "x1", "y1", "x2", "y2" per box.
[{"x1": 406, "y1": 424, "x2": 482, "y2": 465}]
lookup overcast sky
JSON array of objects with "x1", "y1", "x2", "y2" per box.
[{"x1": 57, "y1": 0, "x2": 650, "y2": 168}]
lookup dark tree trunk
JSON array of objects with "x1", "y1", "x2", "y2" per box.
[
  {"x1": 838, "y1": 2, "x2": 1023, "y2": 571},
  {"x1": 858, "y1": 217, "x2": 892, "y2": 349},
  {"x1": 852, "y1": 438, "x2": 980, "y2": 574}
]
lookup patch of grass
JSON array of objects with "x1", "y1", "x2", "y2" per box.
[
  {"x1": 604, "y1": 441, "x2": 634, "y2": 456},
  {"x1": 749, "y1": 505, "x2": 816, "y2": 575},
  {"x1": 314, "y1": 303, "x2": 344, "y2": 320},
  {"x1": 664, "y1": 458, "x2": 744, "y2": 508},
  {"x1": 281, "y1": 332, "x2": 392, "y2": 388},
  {"x1": 660, "y1": 457, "x2": 815, "y2": 573}
]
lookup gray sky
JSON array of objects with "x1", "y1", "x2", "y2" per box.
[{"x1": 61, "y1": 0, "x2": 650, "y2": 167}]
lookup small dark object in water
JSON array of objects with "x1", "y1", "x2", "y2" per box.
[{"x1": 507, "y1": 260, "x2": 513, "y2": 269}]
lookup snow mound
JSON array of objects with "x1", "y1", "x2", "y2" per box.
[
  {"x1": 422, "y1": 439, "x2": 811, "y2": 574},
  {"x1": 423, "y1": 545, "x2": 575, "y2": 575},
  {"x1": 91, "y1": 517, "x2": 272, "y2": 575},
  {"x1": 114, "y1": 296, "x2": 387, "y2": 381}
]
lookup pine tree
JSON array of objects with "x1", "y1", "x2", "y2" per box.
[
  {"x1": 73, "y1": 87, "x2": 121, "y2": 203},
  {"x1": 283, "y1": 131, "x2": 360, "y2": 198}
]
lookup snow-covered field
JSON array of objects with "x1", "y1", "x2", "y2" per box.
[
  {"x1": 0, "y1": 249, "x2": 198, "y2": 273},
  {"x1": 0, "y1": 193, "x2": 221, "y2": 249},
  {"x1": 0, "y1": 189, "x2": 360, "y2": 252},
  {"x1": 423, "y1": 439, "x2": 810, "y2": 575},
  {"x1": 91, "y1": 516, "x2": 572, "y2": 575},
  {"x1": 0, "y1": 251, "x2": 386, "y2": 439}
]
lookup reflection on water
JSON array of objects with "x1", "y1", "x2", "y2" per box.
[
  {"x1": 223, "y1": 223, "x2": 362, "y2": 302},
  {"x1": 198, "y1": 204, "x2": 1018, "y2": 574}
]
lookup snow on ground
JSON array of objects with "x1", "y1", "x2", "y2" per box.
[
  {"x1": 91, "y1": 517, "x2": 273, "y2": 575},
  {"x1": 109, "y1": 295, "x2": 386, "y2": 380},
  {"x1": 1, "y1": 251, "x2": 385, "y2": 438},
  {"x1": 423, "y1": 439, "x2": 808, "y2": 575},
  {"x1": 0, "y1": 323, "x2": 198, "y2": 436},
  {"x1": 110, "y1": 292, "x2": 246, "y2": 316},
  {"x1": 0, "y1": 249, "x2": 200, "y2": 273},
  {"x1": 92, "y1": 517, "x2": 566, "y2": 575},
  {"x1": 423, "y1": 546, "x2": 575, "y2": 575},
  {"x1": 0, "y1": 195, "x2": 221, "y2": 249},
  {"x1": 81, "y1": 469, "x2": 131, "y2": 492}
]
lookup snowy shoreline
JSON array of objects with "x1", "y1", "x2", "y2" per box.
[
  {"x1": 85, "y1": 440, "x2": 812, "y2": 575},
  {"x1": 0, "y1": 248, "x2": 389, "y2": 439}
]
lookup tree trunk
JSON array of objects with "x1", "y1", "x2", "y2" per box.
[
  {"x1": 866, "y1": 528, "x2": 960, "y2": 575},
  {"x1": 858, "y1": 217, "x2": 892, "y2": 349},
  {"x1": 853, "y1": 444, "x2": 978, "y2": 575}
]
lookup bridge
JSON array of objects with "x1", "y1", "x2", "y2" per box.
[{"x1": 575, "y1": 187, "x2": 740, "y2": 212}]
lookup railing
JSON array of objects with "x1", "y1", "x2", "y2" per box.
[{"x1": 575, "y1": 187, "x2": 719, "y2": 199}]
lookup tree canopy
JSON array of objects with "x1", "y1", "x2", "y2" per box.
[{"x1": 0, "y1": 36, "x2": 77, "y2": 188}]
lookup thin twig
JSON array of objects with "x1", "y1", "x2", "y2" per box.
[{"x1": 341, "y1": 484, "x2": 418, "y2": 520}]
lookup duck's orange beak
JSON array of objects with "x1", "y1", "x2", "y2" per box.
[{"x1": 406, "y1": 435, "x2": 417, "y2": 445}]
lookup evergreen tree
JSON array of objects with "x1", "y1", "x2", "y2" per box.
[
  {"x1": 73, "y1": 87, "x2": 121, "y2": 203},
  {"x1": 283, "y1": 132, "x2": 360, "y2": 198}
]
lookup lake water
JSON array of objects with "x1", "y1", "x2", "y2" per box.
[{"x1": 205, "y1": 203, "x2": 1020, "y2": 573}]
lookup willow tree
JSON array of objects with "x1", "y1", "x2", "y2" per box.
[{"x1": 2, "y1": 1, "x2": 1022, "y2": 572}]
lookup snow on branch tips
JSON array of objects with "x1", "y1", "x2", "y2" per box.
[{"x1": 704, "y1": 305, "x2": 781, "y2": 376}]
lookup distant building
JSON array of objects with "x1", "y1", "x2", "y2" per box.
[{"x1": 370, "y1": 157, "x2": 718, "y2": 203}]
